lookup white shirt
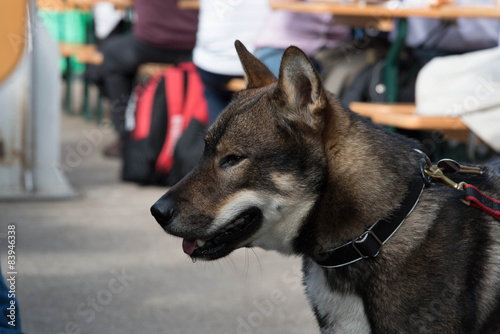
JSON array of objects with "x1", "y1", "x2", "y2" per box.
[{"x1": 193, "y1": 0, "x2": 271, "y2": 75}]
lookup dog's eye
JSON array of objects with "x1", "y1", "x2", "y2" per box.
[{"x1": 220, "y1": 155, "x2": 244, "y2": 168}]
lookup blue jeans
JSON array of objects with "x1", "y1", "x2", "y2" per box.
[
  {"x1": 255, "y1": 47, "x2": 322, "y2": 78},
  {"x1": 254, "y1": 47, "x2": 285, "y2": 78},
  {"x1": 196, "y1": 67, "x2": 242, "y2": 125}
]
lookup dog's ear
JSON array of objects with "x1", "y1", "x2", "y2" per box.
[
  {"x1": 275, "y1": 46, "x2": 327, "y2": 128},
  {"x1": 235, "y1": 40, "x2": 277, "y2": 89}
]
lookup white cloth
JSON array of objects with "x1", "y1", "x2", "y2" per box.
[
  {"x1": 415, "y1": 47, "x2": 500, "y2": 152},
  {"x1": 93, "y1": 2, "x2": 124, "y2": 40},
  {"x1": 193, "y1": 0, "x2": 271, "y2": 76}
]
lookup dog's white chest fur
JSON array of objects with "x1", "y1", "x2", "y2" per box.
[{"x1": 304, "y1": 261, "x2": 371, "y2": 334}]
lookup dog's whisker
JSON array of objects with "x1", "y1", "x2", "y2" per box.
[
  {"x1": 249, "y1": 248, "x2": 263, "y2": 278},
  {"x1": 228, "y1": 256, "x2": 237, "y2": 273},
  {"x1": 244, "y1": 249, "x2": 250, "y2": 278},
  {"x1": 215, "y1": 259, "x2": 224, "y2": 273}
]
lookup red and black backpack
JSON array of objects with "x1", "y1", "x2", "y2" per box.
[{"x1": 122, "y1": 62, "x2": 209, "y2": 186}]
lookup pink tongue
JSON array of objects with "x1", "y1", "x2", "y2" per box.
[{"x1": 182, "y1": 239, "x2": 197, "y2": 255}]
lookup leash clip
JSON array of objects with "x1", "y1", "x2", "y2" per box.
[
  {"x1": 424, "y1": 165, "x2": 470, "y2": 205},
  {"x1": 424, "y1": 165, "x2": 467, "y2": 190}
]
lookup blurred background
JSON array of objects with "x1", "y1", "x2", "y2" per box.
[{"x1": 0, "y1": 0, "x2": 499, "y2": 333}]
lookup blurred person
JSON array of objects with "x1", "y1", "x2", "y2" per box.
[
  {"x1": 254, "y1": 0, "x2": 351, "y2": 78},
  {"x1": 342, "y1": 0, "x2": 500, "y2": 106},
  {"x1": 101, "y1": 0, "x2": 198, "y2": 157},
  {"x1": 394, "y1": 0, "x2": 499, "y2": 61},
  {"x1": 193, "y1": 0, "x2": 270, "y2": 124},
  {"x1": 254, "y1": 0, "x2": 391, "y2": 99}
]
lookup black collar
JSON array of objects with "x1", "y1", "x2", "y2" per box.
[{"x1": 312, "y1": 173, "x2": 426, "y2": 268}]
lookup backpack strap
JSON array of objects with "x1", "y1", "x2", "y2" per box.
[
  {"x1": 155, "y1": 66, "x2": 186, "y2": 173},
  {"x1": 155, "y1": 62, "x2": 209, "y2": 174},
  {"x1": 182, "y1": 63, "x2": 209, "y2": 126},
  {"x1": 131, "y1": 74, "x2": 163, "y2": 141}
]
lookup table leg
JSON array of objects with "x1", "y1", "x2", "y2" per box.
[{"x1": 384, "y1": 18, "x2": 407, "y2": 103}]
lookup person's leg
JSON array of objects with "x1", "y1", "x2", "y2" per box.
[
  {"x1": 101, "y1": 32, "x2": 141, "y2": 135},
  {"x1": 196, "y1": 67, "x2": 238, "y2": 124}
]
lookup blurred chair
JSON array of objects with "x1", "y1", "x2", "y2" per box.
[
  {"x1": 0, "y1": 0, "x2": 76, "y2": 199},
  {"x1": 0, "y1": 1, "x2": 26, "y2": 83}
]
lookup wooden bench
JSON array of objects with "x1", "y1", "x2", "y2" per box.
[
  {"x1": 225, "y1": 78, "x2": 246, "y2": 92},
  {"x1": 36, "y1": 0, "x2": 65, "y2": 10},
  {"x1": 136, "y1": 62, "x2": 246, "y2": 92},
  {"x1": 349, "y1": 102, "x2": 470, "y2": 142},
  {"x1": 60, "y1": 43, "x2": 103, "y2": 65},
  {"x1": 137, "y1": 63, "x2": 173, "y2": 78},
  {"x1": 137, "y1": 64, "x2": 246, "y2": 92},
  {"x1": 59, "y1": 45, "x2": 184, "y2": 74},
  {"x1": 349, "y1": 102, "x2": 467, "y2": 131},
  {"x1": 348, "y1": 102, "x2": 491, "y2": 160}
]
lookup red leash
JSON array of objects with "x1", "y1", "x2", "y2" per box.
[
  {"x1": 423, "y1": 157, "x2": 500, "y2": 221},
  {"x1": 463, "y1": 184, "x2": 500, "y2": 221}
]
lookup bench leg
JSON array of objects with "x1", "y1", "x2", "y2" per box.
[
  {"x1": 83, "y1": 75, "x2": 92, "y2": 121},
  {"x1": 64, "y1": 56, "x2": 73, "y2": 114}
]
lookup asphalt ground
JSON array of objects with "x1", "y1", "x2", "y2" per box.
[{"x1": 0, "y1": 114, "x2": 318, "y2": 334}]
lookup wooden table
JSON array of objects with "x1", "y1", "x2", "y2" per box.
[
  {"x1": 270, "y1": 1, "x2": 500, "y2": 32},
  {"x1": 270, "y1": 1, "x2": 500, "y2": 19},
  {"x1": 37, "y1": 0, "x2": 133, "y2": 10},
  {"x1": 179, "y1": 1, "x2": 500, "y2": 27},
  {"x1": 349, "y1": 102, "x2": 468, "y2": 131}
]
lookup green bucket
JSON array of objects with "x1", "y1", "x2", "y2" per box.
[{"x1": 62, "y1": 9, "x2": 91, "y2": 74}]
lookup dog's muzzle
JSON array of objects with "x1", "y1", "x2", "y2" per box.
[{"x1": 151, "y1": 189, "x2": 264, "y2": 261}]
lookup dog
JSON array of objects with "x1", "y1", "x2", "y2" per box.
[{"x1": 151, "y1": 41, "x2": 500, "y2": 333}]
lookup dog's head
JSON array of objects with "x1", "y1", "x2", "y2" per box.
[{"x1": 151, "y1": 41, "x2": 333, "y2": 260}]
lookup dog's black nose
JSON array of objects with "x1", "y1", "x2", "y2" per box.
[{"x1": 150, "y1": 198, "x2": 175, "y2": 228}]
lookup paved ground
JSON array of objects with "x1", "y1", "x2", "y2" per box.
[{"x1": 0, "y1": 114, "x2": 318, "y2": 334}]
